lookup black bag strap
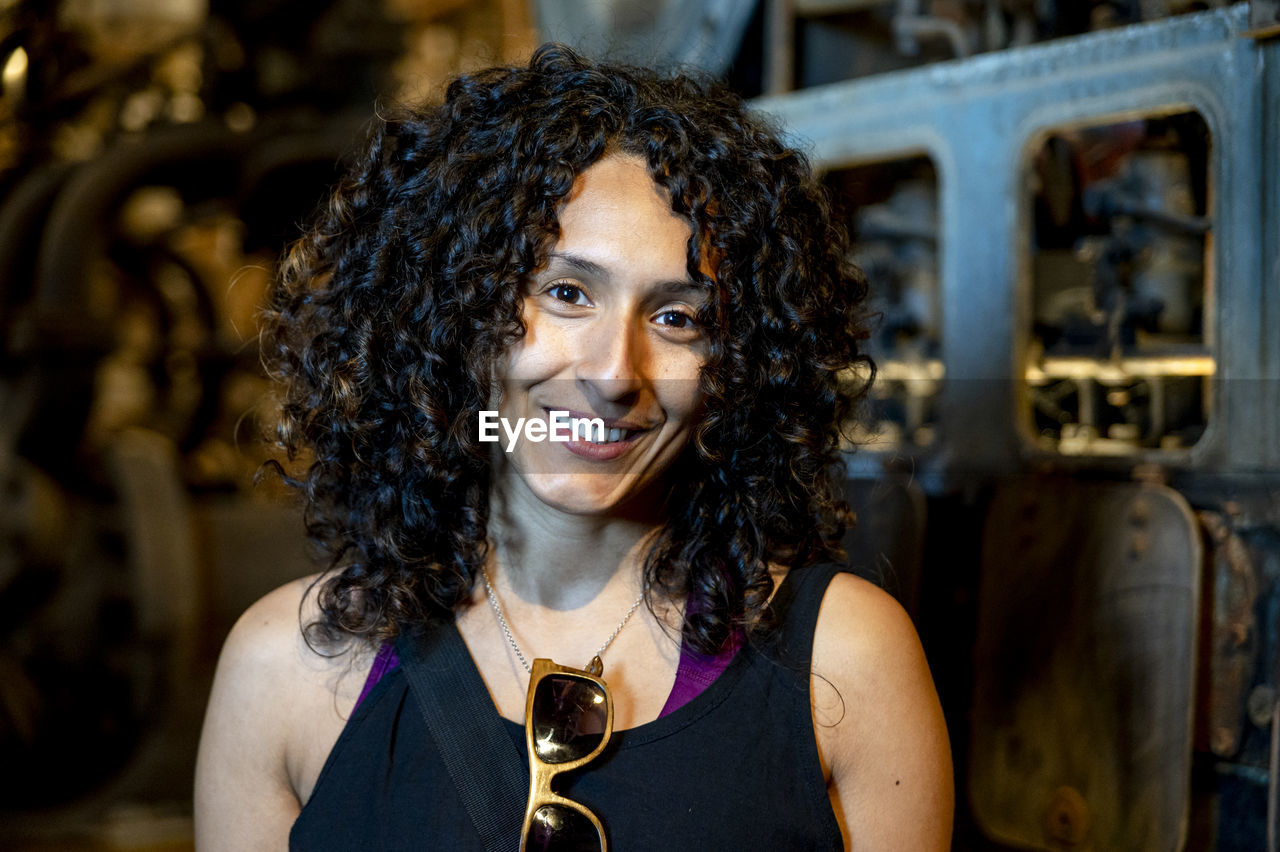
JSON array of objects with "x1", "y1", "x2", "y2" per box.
[{"x1": 396, "y1": 618, "x2": 528, "y2": 852}]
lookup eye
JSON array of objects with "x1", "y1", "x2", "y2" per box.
[
  {"x1": 654, "y1": 308, "x2": 704, "y2": 337},
  {"x1": 656, "y1": 309, "x2": 695, "y2": 328},
  {"x1": 547, "y1": 282, "x2": 588, "y2": 305}
]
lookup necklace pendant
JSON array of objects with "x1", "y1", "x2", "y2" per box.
[{"x1": 585, "y1": 655, "x2": 604, "y2": 677}]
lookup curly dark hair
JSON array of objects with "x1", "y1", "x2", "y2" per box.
[{"x1": 260, "y1": 43, "x2": 872, "y2": 656}]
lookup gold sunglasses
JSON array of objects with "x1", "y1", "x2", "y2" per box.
[{"x1": 520, "y1": 657, "x2": 614, "y2": 852}]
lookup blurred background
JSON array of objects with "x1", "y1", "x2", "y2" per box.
[{"x1": 0, "y1": 1, "x2": 1275, "y2": 849}]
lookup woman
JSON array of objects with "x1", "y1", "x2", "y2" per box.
[{"x1": 195, "y1": 44, "x2": 952, "y2": 850}]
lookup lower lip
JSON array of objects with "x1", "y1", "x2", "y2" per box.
[{"x1": 561, "y1": 432, "x2": 644, "y2": 461}]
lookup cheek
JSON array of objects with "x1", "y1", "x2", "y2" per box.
[
  {"x1": 500, "y1": 311, "x2": 574, "y2": 380},
  {"x1": 656, "y1": 353, "x2": 706, "y2": 412},
  {"x1": 665, "y1": 381, "x2": 707, "y2": 427}
]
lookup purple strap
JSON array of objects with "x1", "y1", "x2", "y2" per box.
[
  {"x1": 657, "y1": 628, "x2": 741, "y2": 716},
  {"x1": 354, "y1": 627, "x2": 739, "y2": 717},
  {"x1": 354, "y1": 641, "x2": 401, "y2": 710}
]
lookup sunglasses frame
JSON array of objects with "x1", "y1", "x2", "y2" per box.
[{"x1": 520, "y1": 657, "x2": 614, "y2": 852}]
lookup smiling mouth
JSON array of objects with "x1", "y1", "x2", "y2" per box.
[
  {"x1": 548, "y1": 409, "x2": 648, "y2": 445},
  {"x1": 573, "y1": 421, "x2": 639, "y2": 444}
]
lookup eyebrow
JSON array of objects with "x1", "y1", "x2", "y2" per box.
[
  {"x1": 545, "y1": 251, "x2": 708, "y2": 296},
  {"x1": 547, "y1": 252, "x2": 608, "y2": 279}
]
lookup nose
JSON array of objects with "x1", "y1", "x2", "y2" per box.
[{"x1": 575, "y1": 311, "x2": 647, "y2": 403}]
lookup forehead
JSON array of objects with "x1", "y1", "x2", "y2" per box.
[
  {"x1": 552, "y1": 154, "x2": 716, "y2": 285},
  {"x1": 558, "y1": 155, "x2": 689, "y2": 237}
]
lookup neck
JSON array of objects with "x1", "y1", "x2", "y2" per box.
[{"x1": 486, "y1": 473, "x2": 661, "y2": 610}]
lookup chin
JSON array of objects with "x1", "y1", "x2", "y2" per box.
[{"x1": 519, "y1": 471, "x2": 647, "y2": 516}]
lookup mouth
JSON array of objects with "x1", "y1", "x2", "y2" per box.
[
  {"x1": 549, "y1": 409, "x2": 651, "y2": 451},
  {"x1": 572, "y1": 421, "x2": 641, "y2": 444}
]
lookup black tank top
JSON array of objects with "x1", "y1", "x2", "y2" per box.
[{"x1": 289, "y1": 563, "x2": 845, "y2": 850}]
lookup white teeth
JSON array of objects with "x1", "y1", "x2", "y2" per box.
[
  {"x1": 579, "y1": 424, "x2": 630, "y2": 444},
  {"x1": 561, "y1": 415, "x2": 634, "y2": 443}
]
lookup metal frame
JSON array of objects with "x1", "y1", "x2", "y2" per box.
[{"x1": 756, "y1": 3, "x2": 1275, "y2": 482}]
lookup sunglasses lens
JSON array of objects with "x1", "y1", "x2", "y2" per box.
[
  {"x1": 530, "y1": 674, "x2": 608, "y2": 764},
  {"x1": 525, "y1": 803, "x2": 602, "y2": 852}
]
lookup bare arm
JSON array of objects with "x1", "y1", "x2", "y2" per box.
[
  {"x1": 812, "y1": 573, "x2": 954, "y2": 851},
  {"x1": 194, "y1": 578, "x2": 360, "y2": 850}
]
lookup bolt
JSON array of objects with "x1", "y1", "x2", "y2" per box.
[
  {"x1": 1044, "y1": 786, "x2": 1089, "y2": 845},
  {"x1": 1231, "y1": 622, "x2": 1249, "y2": 648},
  {"x1": 1211, "y1": 726, "x2": 1236, "y2": 756}
]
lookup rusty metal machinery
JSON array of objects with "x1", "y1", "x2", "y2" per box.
[
  {"x1": 0, "y1": 0, "x2": 387, "y2": 838},
  {"x1": 761, "y1": 4, "x2": 1279, "y2": 850},
  {"x1": 0, "y1": 118, "x2": 341, "y2": 824}
]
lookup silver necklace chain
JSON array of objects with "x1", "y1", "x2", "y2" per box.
[{"x1": 479, "y1": 565, "x2": 645, "y2": 674}]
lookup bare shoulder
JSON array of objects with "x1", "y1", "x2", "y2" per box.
[
  {"x1": 212, "y1": 574, "x2": 372, "y2": 711},
  {"x1": 810, "y1": 573, "x2": 934, "y2": 739},
  {"x1": 194, "y1": 575, "x2": 374, "y2": 850},
  {"x1": 810, "y1": 572, "x2": 954, "y2": 850},
  {"x1": 216, "y1": 575, "x2": 325, "y2": 682},
  {"x1": 811, "y1": 573, "x2": 928, "y2": 686}
]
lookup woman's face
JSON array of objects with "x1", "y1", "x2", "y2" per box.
[{"x1": 491, "y1": 153, "x2": 710, "y2": 517}]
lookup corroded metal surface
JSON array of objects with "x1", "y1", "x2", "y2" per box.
[
  {"x1": 969, "y1": 479, "x2": 1201, "y2": 850},
  {"x1": 1199, "y1": 510, "x2": 1260, "y2": 759}
]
